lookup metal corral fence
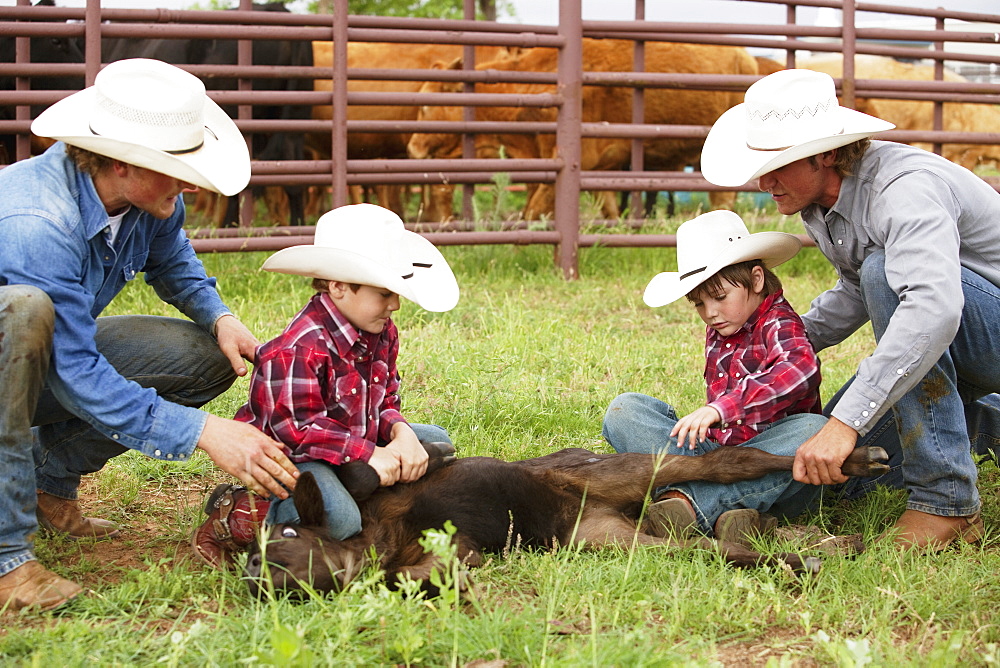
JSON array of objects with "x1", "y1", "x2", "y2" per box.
[{"x1": 2, "y1": 0, "x2": 999, "y2": 277}]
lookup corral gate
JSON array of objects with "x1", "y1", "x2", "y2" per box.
[{"x1": 2, "y1": 0, "x2": 999, "y2": 277}]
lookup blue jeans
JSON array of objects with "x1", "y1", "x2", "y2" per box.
[
  {"x1": 602, "y1": 392, "x2": 828, "y2": 535},
  {"x1": 0, "y1": 286, "x2": 237, "y2": 577},
  {"x1": 830, "y1": 251, "x2": 1000, "y2": 517},
  {"x1": 266, "y1": 423, "x2": 452, "y2": 540}
]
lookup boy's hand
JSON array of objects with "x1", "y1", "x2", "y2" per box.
[
  {"x1": 368, "y1": 447, "x2": 402, "y2": 487},
  {"x1": 385, "y1": 423, "x2": 429, "y2": 483},
  {"x1": 671, "y1": 406, "x2": 722, "y2": 450}
]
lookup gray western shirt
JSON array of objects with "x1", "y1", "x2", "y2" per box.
[{"x1": 799, "y1": 140, "x2": 1000, "y2": 436}]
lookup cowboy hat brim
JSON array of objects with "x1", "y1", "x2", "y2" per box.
[
  {"x1": 701, "y1": 103, "x2": 895, "y2": 187},
  {"x1": 263, "y1": 232, "x2": 460, "y2": 313},
  {"x1": 31, "y1": 88, "x2": 250, "y2": 196},
  {"x1": 643, "y1": 231, "x2": 802, "y2": 307}
]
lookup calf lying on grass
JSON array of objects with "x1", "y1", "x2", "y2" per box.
[{"x1": 245, "y1": 445, "x2": 889, "y2": 596}]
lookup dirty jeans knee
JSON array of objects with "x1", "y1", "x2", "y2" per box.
[
  {"x1": 0, "y1": 286, "x2": 54, "y2": 575},
  {"x1": 33, "y1": 316, "x2": 237, "y2": 498},
  {"x1": 858, "y1": 251, "x2": 989, "y2": 516}
]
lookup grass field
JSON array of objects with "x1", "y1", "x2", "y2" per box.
[{"x1": 4, "y1": 201, "x2": 999, "y2": 666}]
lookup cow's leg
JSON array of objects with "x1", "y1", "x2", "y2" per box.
[
  {"x1": 388, "y1": 536, "x2": 482, "y2": 596},
  {"x1": 553, "y1": 447, "x2": 888, "y2": 510},
  {"x1": 572, "y1": 508, "x2": 820, "y2": 575}
]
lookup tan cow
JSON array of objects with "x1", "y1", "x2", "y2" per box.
[
  {"x1": 310, "y1": 42, "x2": 517, "y2": 222},
  {"x1": 801, "y1": 54, "x2": 1000, "y2": 172},
  {"x1": 407, "y1": 39, "x2": 757, "y2": 220}
]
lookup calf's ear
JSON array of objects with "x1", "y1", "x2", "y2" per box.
[{"x1": 293, "y1": 471, "x2": 327, "y2": 527}]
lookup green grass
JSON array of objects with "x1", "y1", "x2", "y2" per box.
[{"x1": 6, "y1": 208, "x2": 1000, "y2": 666}]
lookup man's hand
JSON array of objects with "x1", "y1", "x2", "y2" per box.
[
  {"x1": 215, "y1": 314, "x2": 260, "y2": 377},
  {"x1": 197, "y1": 414, "x2": 299, "y2": 498},
  {"x1": 671, "y1": 406, "x2": 722, "y2": 450},
  {"x1": 385, "y1": 422, "x2": 429, "y2": 482},
  {"x1": 793, "y1": 416, "x2": 858, "y2": 485}
]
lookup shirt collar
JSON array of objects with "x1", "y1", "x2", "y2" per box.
[
  {"x1": 708, "y1": 289, "x2": 784, "y2": 341},
  {"x1": 315, "y1": 291, "x2": 376, "y2": 359},
  {"x1": 73, "y1": 157, "x2": 117, "y2": 242}
]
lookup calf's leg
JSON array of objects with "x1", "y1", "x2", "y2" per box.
[
  {"x1": 550, "y1": 446, "x2": 888, "y2": 510},
  {"x1": 572, "y1": 508, "x2": 820, "y2": 575}
]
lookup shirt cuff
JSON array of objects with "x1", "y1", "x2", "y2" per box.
[
  {"x1": 135, "y1": 400, "x2": 204, "y2": 461},
  {"x1": 708, "y1": 396, "x2": 741, "y2": 428},
  {"x1": 829, "y1": 382, "x2": 886, "y2": 436}
]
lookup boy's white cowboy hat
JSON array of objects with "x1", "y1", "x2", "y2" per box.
[
  {"x1": 643, "y1": 210, "x2": 801, "y2": 307},
  {"x1": 701, "y1": 69, "x2": 895, "y2": 187},
  {"x1": 31, "y1": 58, "x2": 250, "y2": 196},
  {"x1": 263, "y1": 203, "x2": 460, "y2": 312}
]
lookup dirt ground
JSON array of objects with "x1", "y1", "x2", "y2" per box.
[{"x1": 41, "y1": 476, "x2": 223, "y2": 590}]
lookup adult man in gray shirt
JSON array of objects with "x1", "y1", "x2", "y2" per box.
[{"x1": 700, "y1": 69, "x2": 1000, "y2": 550}]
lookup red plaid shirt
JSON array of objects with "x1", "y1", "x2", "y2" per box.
[
  {"x1": 704, "y1": 291, "x2": 822, "y2": 446},
  {"x1": 234, "y1": 292, "x2": 407, "y2": 465}
]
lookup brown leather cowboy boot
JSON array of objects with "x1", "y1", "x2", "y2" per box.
[
  {"x1": 190, "y1": 484, "x2": 271, "y2": 569},
  {"x1": 36, "y1": 491, "x2": 121, "y2": 541},
  {"x1": 0, "y1": 561, "x2": 83, "y2": 612},
  {"x1": 883, "y1": 509, "x2": 984, "y2": 551}
]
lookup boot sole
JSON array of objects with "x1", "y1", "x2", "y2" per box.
[{"x1": 646, "y1": 498, "x2": 697, "y2": 538}]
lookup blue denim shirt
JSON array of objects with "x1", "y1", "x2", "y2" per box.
[{"x1": 0, "y1": 142, "x2": 232, "y2": 459}]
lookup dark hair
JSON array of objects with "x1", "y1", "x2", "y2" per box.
[
  {"x1": 312, "y1": 278, "x2": 361, "y2": 293},
  {"x1": 685, "y1": 259, "x2": 783, "y2": 303},
  {"x1": 64, "y1": 144, "x2": 114, "y2": 176}
]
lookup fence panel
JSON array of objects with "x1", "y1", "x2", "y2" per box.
[{"x1": 2, "y1": 0, "x2": 999, "y2": 277}]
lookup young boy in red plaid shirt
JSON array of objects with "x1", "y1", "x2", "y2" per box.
[
  {"x1": 191, "y1": 203, "x2": 460, "y2": 568},
  {"x1": 603, "y1": 210, "x2": 826, "y2": 545}
]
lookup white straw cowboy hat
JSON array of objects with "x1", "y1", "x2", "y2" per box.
[
  {"x1": 643, "y1": 210, "x2": 801, "y2": 307},
  {"x1": 701, "y1": 69, "x2": 895, "y2": 187},
  {"x1": 263, "y1": 203, "x2": 460, "y2": 312},
  {"x1": 31, "y1": 58, "x2": 250, "y2": 196}
]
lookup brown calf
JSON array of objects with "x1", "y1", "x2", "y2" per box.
[{"x1": 245, "y1": 445, "x2": 888, "y2": 597}]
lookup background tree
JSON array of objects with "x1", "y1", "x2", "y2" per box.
[{"x1": 310, "y1": 0, "x2": 513, "y2": 20}]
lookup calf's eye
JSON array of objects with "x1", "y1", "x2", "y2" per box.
[{"x1": 281, "y1": 527, "x2": 299, "y2": 538}]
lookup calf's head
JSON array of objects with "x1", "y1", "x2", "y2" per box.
[{"x1": 244, "y1": 471, "x2": 364, "y2": 597}]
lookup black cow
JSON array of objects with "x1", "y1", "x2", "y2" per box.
[
  {"x1": 0, "y1": 0, "x2": 85, "y2": 164},
  {"x1": 245, "y1": 445, "x2": 890, "y2": 598},
  {"x1": 101, "y1": 2, "x2": 313, "y2": 226}
]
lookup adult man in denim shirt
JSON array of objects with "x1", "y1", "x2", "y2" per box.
[
  {"x1": 701, "y1": 69, "x2": 1000, "y2": 551},
  {"x1": 0, "y1": 59, "x2": 298, "y2": 611}
]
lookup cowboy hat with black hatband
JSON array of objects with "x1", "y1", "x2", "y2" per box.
[
  {"x1": 263, "y1": 203, "x2": 460, "y2": 313},
  {"x1": 643, "y1": 210, "x2": 801, "y2": 308},
  {"x1": 701, "y1": 69, "x2": 895, "y2": 188},
  {"x1": 31, "y1": 58, "x2": 250, "y2": 197}
]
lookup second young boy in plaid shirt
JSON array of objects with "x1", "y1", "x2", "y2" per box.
[{"x1": 603, "y1": 210, "x2": 826, "y2": 545}]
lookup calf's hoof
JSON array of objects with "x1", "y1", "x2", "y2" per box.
[
  {"x1": 337, "y1": 441, "x2": 458, "y2": 502},
  {"x1": 840, "y1": 446, "x2": 890, "y2": 477},
  {"x1": 424, "y1": 441, "x2": 457, "y2": 475},
  {"x1": 778, "y1": 553, "x2": 823, "y2": 576},
  {"x1": 801, "y1": 556, "x2": 823, "y2": 575}
]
